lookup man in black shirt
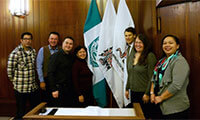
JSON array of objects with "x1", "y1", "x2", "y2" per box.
[{"x1": 47, "y1": 36, "x2": 77, "y2": 107}]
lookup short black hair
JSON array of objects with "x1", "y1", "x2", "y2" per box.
[
  {"x1": 161, "y1": 34, "x2": 180, "y2": 46},
  {"x1": 21, "y1": 32, "x2": 33, "y2": 39},
  {"x1": 48, "y1": 32, "x2": 60, "y2": 40},
  {"x1": 124, "y1": 27, "x2": 136, "y2": 35},
  {"x1": 63, "y1": 36, "x2": 74, "y2": 42}
]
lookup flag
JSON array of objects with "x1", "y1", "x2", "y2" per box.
[
  {"x1": 112, "y1": 0, "x2": 135, "y2": 106},
  {"x1": 97, "y1": 0, "x2": 124, "y2": 108},
  {"x1": 83, "y1": 0, "x2": 107, "y2": 107}
]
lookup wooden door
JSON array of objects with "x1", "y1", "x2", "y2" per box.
[{"x1": 157, "y1": 1, "x2": 200, "y2": 118}]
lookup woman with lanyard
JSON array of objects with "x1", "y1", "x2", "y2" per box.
[{"x1": 150, "y1": 35, "x2": 190, "y2": 119}]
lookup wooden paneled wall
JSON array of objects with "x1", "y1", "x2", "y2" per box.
[
  {"x1": 1, "y1": 0, "x2": 200, "y2": 118},
  {"x1": 156, "y1": 1, "x2": 200, "y2": 118},
  {"x1": 0, "y1": 0, "x2": 156, "y2": 116},
  {"x1": 187, "y1": 2, "x2": 200, "y2": 119}
]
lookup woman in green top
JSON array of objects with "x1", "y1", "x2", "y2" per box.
[{"x1": 125, "y1": 34, "x2": 157, "y2": 118}]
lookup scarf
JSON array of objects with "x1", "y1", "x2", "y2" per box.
[{"x1": 153, "y1": 50, "x2": 180, "y2": 88}]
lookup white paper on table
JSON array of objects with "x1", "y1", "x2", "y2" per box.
[
  {"x1": 54, "y1": 107, "x2": 135, "y2": 116},
  {"x1": 55, "y1": 107, "x2": 103, "y2": 116},
  {"x1": 107, "y1": 108, "x2": 135, "y2": 116},
  {"x1": 55, "y1": 108, "x2": 87, "y2": 116}
]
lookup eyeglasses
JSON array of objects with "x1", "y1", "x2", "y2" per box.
[{"x1": 23, "y1": 38, "x2": 32, "y2": 40}]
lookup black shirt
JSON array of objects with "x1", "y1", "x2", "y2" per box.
[{"x1": 47, "y1": 49, "x2": 74, "y2": 92}]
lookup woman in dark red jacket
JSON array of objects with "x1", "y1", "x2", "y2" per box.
[{"x1": 72, "y1": 46, "x2": 94, "y2": 107}]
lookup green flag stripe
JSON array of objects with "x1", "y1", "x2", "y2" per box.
[
  {"x1": 84, "y1": 0, "x2": 101, "y2": 33},
  {"x1": 93, "y1": 78, "x2": 107, "y2": 107}
]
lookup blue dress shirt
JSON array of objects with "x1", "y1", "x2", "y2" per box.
[{"x1": 36, "y1": 45, "x2": 59, "y2": 82}]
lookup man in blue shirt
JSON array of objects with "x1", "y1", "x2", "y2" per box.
[{"x1": 36, "y1": 32, "x2": 60, "y2": 104}]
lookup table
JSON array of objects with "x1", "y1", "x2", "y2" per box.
[{"x1": 23, "y1": 102, "x2": 145, "y2": 120}]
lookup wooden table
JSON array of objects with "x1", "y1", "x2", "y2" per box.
[{"x1": 23, "y1": 102, "x2": 145, "y2": 120}]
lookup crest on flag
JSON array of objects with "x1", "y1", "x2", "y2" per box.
[
  {"x1": 98, "y1": 46, "x2": 127, "y2": 72},
  {"x1": 98, "y1": 47, "x2": 113, "y2": 71},
  {"x1": 88, "y1": 37, "x2": 99, "y2": 67}
]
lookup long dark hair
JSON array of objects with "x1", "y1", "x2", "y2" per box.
[
  {"x1": 160, "y1": 34, "x2": 181, "y2": 58},
  {"x1": 134, "y1": 34, "x2": 152, "y2": 65}
]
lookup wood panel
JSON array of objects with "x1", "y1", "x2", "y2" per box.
[
  {"x1": 138, "y1": 0, "x2": 156, "y2": 53},
  {"x1": 188, "y1": 1, "x2": 200, "y2": 118},
  {"x1": 156, "y1": 0, "x2": 187, "y2": 7},
  {"x1": 157, "y1": 3, "x2": 187, "y2": 57},
  {"x1": 188, "y1": 1, "x2": 200, "y2": 59},
  {"x1": 0, "y1": 0, "x2": 155, "y2": 116},
  {"x1": 0, "y1": 0, "x2": 16, "y2": 116}
]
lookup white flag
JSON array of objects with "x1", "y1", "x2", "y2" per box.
[
  {"x1": 112, "y1": 0, "x2": 135, "y2": 106},
  {"x1": 97, "y1": 0, "x2": 124, "y2": 108}
]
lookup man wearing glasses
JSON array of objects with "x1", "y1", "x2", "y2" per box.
[{"x1": 7, "y1": 32, "x2": 40, "y2": 120}]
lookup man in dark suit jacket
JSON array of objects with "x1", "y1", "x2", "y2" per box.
[
  {"x1": 124, "y1": 27, "x2": 137, "y2": 64},
  {"x1": 124, "y1": 27, "x2": 137, "y2": 108},
  {"x1": 47, "y1": 36, "x2": 77, "y2": 107}
]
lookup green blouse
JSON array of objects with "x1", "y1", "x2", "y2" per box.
[{"x1": 126, "y1": 52, "x2": 157, "y2": 95}]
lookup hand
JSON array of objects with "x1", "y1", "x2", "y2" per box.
[
  {"x1": 79, "y1": 95, "x2": 84, "y2": 103},
  {"x1": 142, "y1": 94, "x2": 149, "y2": 104},
  {"x1": 52, "y1": 91, "x2": 59, "y2": 98},
  {"x1": 40, "y1": 82, "x2": 46, "y2": 90},
  {"x1": 150, "y1": 94, "x2": 155, "y2": 103},
  {"x1": 125, "y1": 91, "x2": 129, "y2": 99},
  {"x1": 155, "y1": 96, "x2": 163, "y2": 104}
]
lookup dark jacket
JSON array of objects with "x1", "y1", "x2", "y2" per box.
[{"x1": 47, "y1": 49, "x2": 74, "y2": 92}]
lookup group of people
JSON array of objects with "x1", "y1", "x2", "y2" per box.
[
  {"x1": 7, "y1": 27, "x2": 190, "y2": 119},
  {"x1": 7, "y1": 32, "x2": 94, "y2": 120},
  {"x1": 124, "y1": 27, "x2": 190, "y2": 119}
]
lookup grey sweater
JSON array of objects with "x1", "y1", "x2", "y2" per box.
[{"x1": 153, "y1": 54, "x2": 190, "y2": 115}]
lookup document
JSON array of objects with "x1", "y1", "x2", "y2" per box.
[{"x1": 53, "y1": 106, "x2": 135, "y2": 116}]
